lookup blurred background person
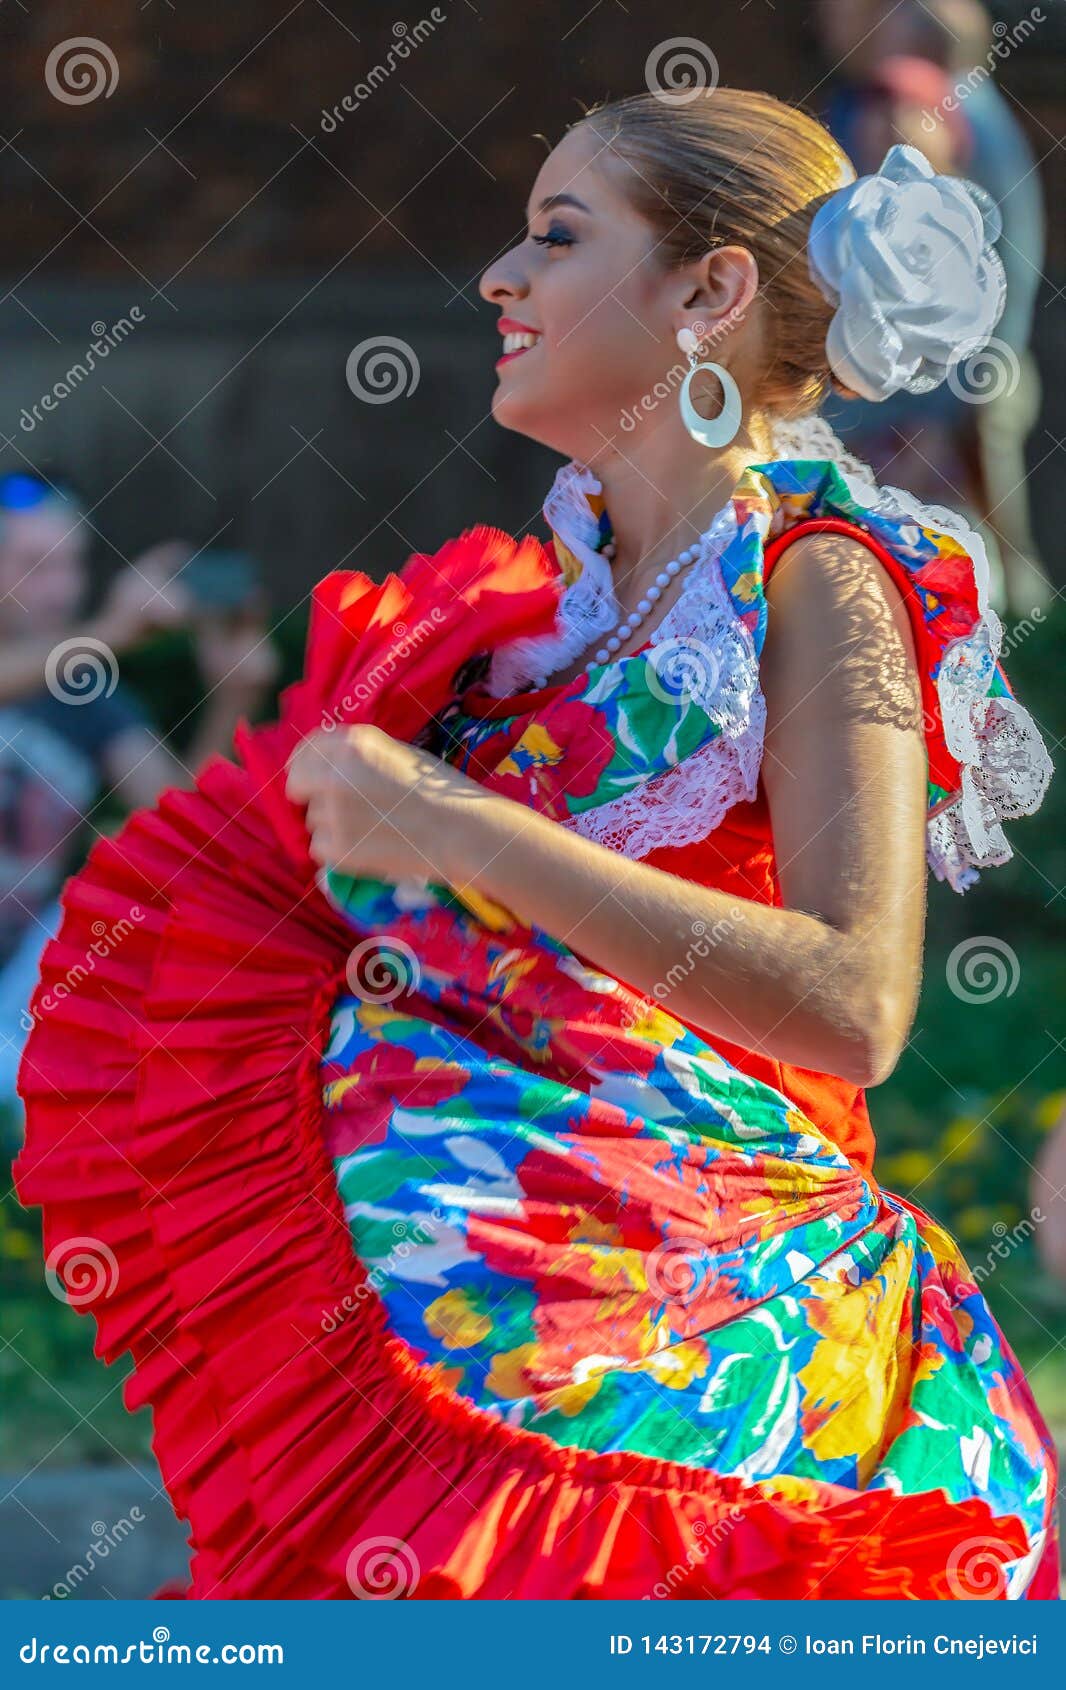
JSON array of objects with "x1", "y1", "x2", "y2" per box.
[
  {"x1": 814, "y1": 0, "x2": 1053, "y2": 613},
  {"x1": 0, "y1": 471, "x2": 278, "y2": 1134}
]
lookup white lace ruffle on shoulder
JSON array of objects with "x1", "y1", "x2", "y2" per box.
[
  {"x1": 779, "y1": 413, "x2": 1053, "y2": 891},
  {"x1": 505, "y1": 412, "x2": 1053, "y2": 890}
]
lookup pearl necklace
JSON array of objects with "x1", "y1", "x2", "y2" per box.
[{"x1": 531, "y1": 532, "x2": 709, "y2": 691}]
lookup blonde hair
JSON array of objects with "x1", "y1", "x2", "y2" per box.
[{"x1": 576, "y1": 88, "x2": 857, "y2": 419}]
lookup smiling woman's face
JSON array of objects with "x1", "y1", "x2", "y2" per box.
[{"x1": 478, "y1": 124, "x2": 689, "y2": 463}]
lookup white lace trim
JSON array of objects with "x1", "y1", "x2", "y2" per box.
[
  {"x1": 487, "y1": 461, "x2": 620, "y2": 700},
  {"x1": 793, "y1": 415, "x2": 1055, "y2": 890},
  {"x1": 561, "y1": 509, "x2": 764, "y2": 857},
  {"x1": 492, "y1": 411, "x2": 1053, "y2": 891}
]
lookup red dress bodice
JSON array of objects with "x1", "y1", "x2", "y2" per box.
[
  {"x1": 457, "y1": 515, "x2": 927, "y2": 1177},
  {"x1": 633, "y1": 516, "x2": 906, "y2": 1175}
]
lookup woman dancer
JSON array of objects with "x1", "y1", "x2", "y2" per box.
[{"x1": 14, "y1": 89, "x2": 1058, "y2": 1599}]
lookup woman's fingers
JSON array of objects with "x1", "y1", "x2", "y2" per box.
[{"x1": 286, "y1": 733, "x2": 345, "y2": 803}]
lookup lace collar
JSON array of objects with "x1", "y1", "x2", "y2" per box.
[{"x1": 486, "y1": 414, "x2": 879, "y2": 700}]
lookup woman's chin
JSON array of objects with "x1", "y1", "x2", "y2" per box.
[{"x1": 489, "y1": 382, "x2": 541, "y2": 436}]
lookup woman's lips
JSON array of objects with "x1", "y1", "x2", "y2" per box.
[
  {"x1": 496, "y1": 325, "x2": 542, "y2": 367},
  {"x1": 496, "y1": 342, "x2": 540, "y2": 367}
]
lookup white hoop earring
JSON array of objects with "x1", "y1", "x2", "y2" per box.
[{"x1": 676, "y1": 328, "x2": 742, "y2": 449}]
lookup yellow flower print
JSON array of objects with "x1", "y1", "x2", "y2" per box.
[
  {"x1": 917, "y1": 1213, "x2": 969, "y2": 1278},
  {"x1": 625, "y1": 1002, "x2": 686, "y2": 1048},
  {"x1": 451, "y1": 883, "x2": 516, "y2": 932},
  {"x1": 553, "y1": 536, "x2": 587, "y2": 587},
  {"x1": 754, "y1": 1472, "x2": 822, "y2": 1507},
  {"x1": 426, "y1": 1358, "x2": 466, "y2": 1393},
  {"x1": 584, "y1": 1247, "x2": 646, "y2": 1294},
  {"x1": 424, "y1": 1288, "x2": 493, "y2": 1350},
  {"x1": 485, "y1": 1342, "x2": 537, "y2": 1399},
  {"x1": 797, "y1": 1240, "x2": 912, "y2": 1480},
  {"x1": 913, "y1": 1340, "x2": 944, "y2": 1388},
  {"x1": 537, "y1": 1375, "x2": 604, "y2": 1418},
  {"x1": 728, "y1": 569, "x2": 764, "y2": 608},
  {"x1": 643, "y1": 1340, "x2": 709, "y2": 1391},
  {"x1": 566, "y1": 1209, "x2": 623, "y2": 1247},
  {"x1": 498, "y1": 722, "x2": 565, "y2": 778}
]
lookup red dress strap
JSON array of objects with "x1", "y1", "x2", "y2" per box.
[
  {"x1": 764, "y1": 515, "x2": 904, "y2": 585},
  {"x1": 762, "y1": 513, "x2": 933, "y2": 713}
]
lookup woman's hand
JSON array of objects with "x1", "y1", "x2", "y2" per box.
[{"x1": 285, "y1": 723, "x2": 486, "y2": 882}]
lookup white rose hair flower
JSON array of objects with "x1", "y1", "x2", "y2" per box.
[{"x1": 807, "y1": 142, "x2": 1007, "y2": 404}]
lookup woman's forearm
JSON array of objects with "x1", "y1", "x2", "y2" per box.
[{"x1": 435, "y1": 786, "x2": 896, "y2": 1086}]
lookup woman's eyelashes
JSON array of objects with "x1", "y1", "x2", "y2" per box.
[{"x1": 530, "y1": 223, "x2": 575, "y2": 250}]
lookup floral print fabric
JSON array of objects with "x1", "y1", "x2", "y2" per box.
[{"x1": 318, "y1": 455, "x2": 1056, "y2": 1595}]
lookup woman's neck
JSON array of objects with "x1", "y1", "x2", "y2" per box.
[{"x1": 586, "y1": 413, "x2": 774, "y2": 590}]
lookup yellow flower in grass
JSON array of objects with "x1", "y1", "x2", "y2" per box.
[
  {"x1": 940, "y1": 1116, "x2": 982, "y2": 1161},
  {"x1": 424, "y1": 1288, "x2": 493, "y2": 1350},
  {"x1": 884, "y1": 1148, "x2": 935, "y2": 1188},
  {"x1": 1036, "y1": 1091, "x2": 1066, "y2": 1132}
]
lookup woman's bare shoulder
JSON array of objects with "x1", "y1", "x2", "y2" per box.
[{"x1": 760, "y1": 527, "x2": 923, "y2": 734}]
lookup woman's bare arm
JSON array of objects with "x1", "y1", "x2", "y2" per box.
[{"x1": 428, "y1": 530, "x2": 929, "y2": 1086}]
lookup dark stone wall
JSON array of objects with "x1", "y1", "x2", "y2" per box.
[{"x1": 0, "y1": 1, "x2": 1062, "y2": 602}]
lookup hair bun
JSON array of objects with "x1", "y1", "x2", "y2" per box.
[{"x1": 807, "y1": 142, "x2": 1007, "y2": 404}]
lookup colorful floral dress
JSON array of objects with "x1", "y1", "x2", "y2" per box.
[{"x1": 13, "y1": 418, "x2": 1060, "y2": 1600}]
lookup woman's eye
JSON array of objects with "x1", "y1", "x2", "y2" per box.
[{"x1": 530, "y1": 225, "x2": 574, "y2": 250}]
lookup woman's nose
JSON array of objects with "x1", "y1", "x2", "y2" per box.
[{"x1": 478, "y1": 250, "x2": 529, "y2": 307}]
